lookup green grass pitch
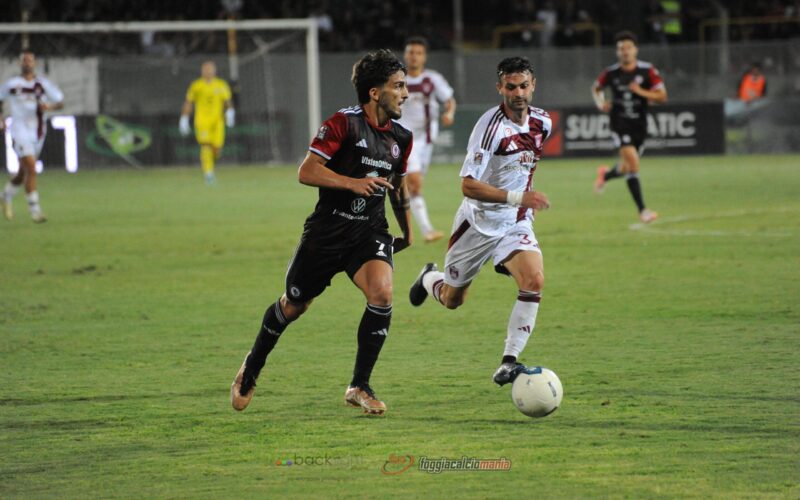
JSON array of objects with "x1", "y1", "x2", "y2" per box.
[{"x1": 1, "y1": 155, "x2": 798, "y2": 498}]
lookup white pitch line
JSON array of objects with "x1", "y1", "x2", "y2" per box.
[{"x1": 629, "y1": 208, "x2": 798, "y2": 237}]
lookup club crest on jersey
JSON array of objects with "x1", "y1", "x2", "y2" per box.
[
  {"x1": 520, "y1": 151, "x2": 535, "y2": 168},
  {"x1": 391, "y1": 143, "x2": 400, "y2": 158},
  {"x1": 316, "y1": 125, "x2": 328, "y2": 140},
  {"x1": 351, "y1": 197, "x2": 367, "y2": 213}
]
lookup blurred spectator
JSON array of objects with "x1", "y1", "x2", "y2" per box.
[{"x1": 738, "y1": 62, "x2": 768, "y2": 102}]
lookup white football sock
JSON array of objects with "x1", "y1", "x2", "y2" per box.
[
  {"x1": 410, "y1": 195, "x2": 435, "y2": 236},
  {"x1": 503, "y1": 290, "x2": 541, "y2": 358},
  {"x1": 26, "y1": 190, "x2": 41, "y2": 214},
  {"x1": 4, "y1": 182, "x2": 19, "y2": 200},
  {"x1": 422, "y1": 270, "x2": 446, "y2": 304}
]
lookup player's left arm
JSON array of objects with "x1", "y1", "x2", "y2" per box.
[
  {"x1": 39, "y1": 79, "x2": 64, "y2": 112},
  {"x1": 389, "y1": 174, "x2": 412, "y2": 253},
  {"x1": 223, "y1": 81, "x2": 235, "y2": 126},
  {"x1": 441, "y1": 97, "x2": 457, "y2": 127},
  {"x1": 629, "y1": 67, "x2": 668, "y2": 104}
]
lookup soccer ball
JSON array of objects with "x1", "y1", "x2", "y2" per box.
[{"x1": 511, "y1": 366, "x2": 563, "y2": 418}]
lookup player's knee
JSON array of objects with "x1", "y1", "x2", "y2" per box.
[
  {"x1": 520, "y1": 270, "x2": 544, "y2": 293},
  {"x1": 367, "y1": 283, "x2": 393, "y2": 307},
  {"x1": 280, "y1": 295, "x2": 311, "y2": 321}
]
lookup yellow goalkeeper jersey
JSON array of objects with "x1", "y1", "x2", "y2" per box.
[{"x1": 186, "y1": 77, "x2": 232, "y2": 125}]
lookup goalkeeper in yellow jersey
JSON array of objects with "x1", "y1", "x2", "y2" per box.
[{"x1": 179, "y1": 61, "x2": 234, "y2": 184}]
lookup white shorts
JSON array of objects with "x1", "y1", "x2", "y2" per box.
[
  {"x1": 12, "y1": 134, "x2": 45, "y2": 159},
  {"x1": 443, "y1": 215, "x2": 541, "y2": 287},
  {"x1": 406, "y1": 140, "x2": 433, "y2": 175}
]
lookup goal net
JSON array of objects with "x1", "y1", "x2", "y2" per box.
[{"x1": 0, "y1": 19, "x2": 320, "y2": 172}]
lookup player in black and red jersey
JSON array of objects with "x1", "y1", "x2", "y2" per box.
[
  {"x1": 231, "y1": 49, "x2": 413, "y2": 416},
  {"x1": 591, "y1": 31, "x2": 667, "y2": 223}
]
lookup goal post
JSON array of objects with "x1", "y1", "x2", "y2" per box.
[{"x1": 0, "y1": 19, "x2": 320, "y2": 169}]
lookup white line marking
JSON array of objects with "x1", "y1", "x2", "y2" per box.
[{"x1": 629, "y1": 208, "x2": 798, "y2": 237}]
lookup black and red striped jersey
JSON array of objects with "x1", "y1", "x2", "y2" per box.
[
  {"x1": 304, "y1": 105, "x2": 413, "y2": 251},
  {"x1": 594, "y1": 61, "x2": 665, "y2": 129}
]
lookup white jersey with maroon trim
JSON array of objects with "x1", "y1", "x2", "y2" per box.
[
  {"x1": 0, "y1": 75, "x2": 64, "y2": 143},
  {"x1": 397, "y1": 69, "x2": 453, "y2": 144},
  {"x1": 458, "y1": 104, "x2": 552, "y2": 236}
]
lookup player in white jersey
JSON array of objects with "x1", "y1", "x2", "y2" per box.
[
  {"x1": 397, "y1": 37, "x2": 456, "y2": 242},
  {"x1": 409, "y1": 57, "x2": 552, "y2": 386},
  {"x1": 0, "y1": 51, "x2": 64, "y2": 223}
]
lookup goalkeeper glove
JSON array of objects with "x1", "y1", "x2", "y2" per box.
[
  {"x1": 225, "y1": 108, "x2": 235, "y2": 127},
  {"x1": 179, "y1": 115, "x2": 191, "y2": 137}
]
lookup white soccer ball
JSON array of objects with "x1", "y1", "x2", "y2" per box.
[{"x1": 511, "y1": 366, "x2": 563, "y2": 418}]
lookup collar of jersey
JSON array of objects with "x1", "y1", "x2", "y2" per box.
[{"x1": 361, "y1": 105, "x2": 393, "y2": 131}]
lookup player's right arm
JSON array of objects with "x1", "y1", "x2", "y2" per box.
[
  {"x1": 301, "y1": 112, "x2": 392, "y2": 196},
  {"x1": 591, "y1": 70, "x2": 611, "y2": 113},
  {"x1": 461, "y1": 176, "x2": 549, "y2": 211},
  {"x1": 298, "y1": 153, "x2": 392, "y2": 196},
  {"x1": 179, "y1": 82, "x2": 196, "y2": 136}
]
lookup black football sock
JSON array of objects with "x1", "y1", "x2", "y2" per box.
[
  {"x1": 351, "y1": 304, "x2": 392, "y2": 388},
  {"x1": 626, "y1": 174, "x2": 646, "y2": 212},
  {"x1": 604, "y1": 163, "x2": 623, "y2": 181},
  {"x1": 502, "y1": 355, "x2": 517, "y2": 365},
  {"x1": 244, "y1": 300, "x2": 292, "y2": 379}
]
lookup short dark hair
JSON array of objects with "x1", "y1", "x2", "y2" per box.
[
  {"x1": 614, "y1": 31, "x2": 638, "y2": 45},
  {"x1": 497, "y1": 56, "x2": 534, "y2": 80},
  {"x1": 405, "y1": 36, "x2": 429, "y2": 51},
  {"x1": 351, "y1": 49, "x2": 407, "y2": 104}
]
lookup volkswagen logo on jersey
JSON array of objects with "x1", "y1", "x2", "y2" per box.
[
  {"x1": 391, "y1": 143, "x2": 400, "y2": 158},
  {"x1": 351, "y1": 197, "x2": 367, "y2": 213}
]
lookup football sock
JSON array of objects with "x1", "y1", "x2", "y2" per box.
[
  {"x1": 604, "y1": 163, "x2": 623, "y2": 181},
  {"x1": 501, "y1": 355, "x2": 517, "y2": 364},
  {"x1": 626, "y1": 173, "x2": 646, "y2": 212},
  {"x1": 244, "y1": 300, "x2": 292, "y2": 379},
  {"x1": 422, "y1": 270, "x2": 446, "y2": 306},
  {"x1": 200, "y1": 145, "x2": 215, "y2": 175},
  {"x1": 503, "y1": 290, "x2": 541, "y2": 358},
  {"x1": 410, "y1": 195, "x2": 434, "y2": 236},
  {"x1": 4, "y1": 182, "x2": 19, "y2": 200},
  {"x1": 25, "y1": 190, "x2": 41, "y2": 214},
  {"x1": 351, "y1": 303, "x2": 392, "y2": 387}
]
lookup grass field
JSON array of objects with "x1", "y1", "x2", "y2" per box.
[{"x1": 1, "y1": 155, "x2": 799, "y2": 498}]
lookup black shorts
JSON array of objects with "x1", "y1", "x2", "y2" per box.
[
  {"x1": 610, "y1": 120, "x2": 646, "y2": 154},
  {"x1": 284, "y1": 231, "x2": 394, "y2": 304}
]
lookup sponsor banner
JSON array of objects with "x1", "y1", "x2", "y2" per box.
[
  {"x1": 431, "y1": 102, "x2": 723, "y2": 162},
  {"x1": 3, "y1": 113, "x2": 291, "y2": 170},
  {"x1": 559, "y1": 102, "x2": 725, "y2": 156}
]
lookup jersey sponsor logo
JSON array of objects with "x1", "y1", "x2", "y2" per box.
[
  {"x1": 351, "y1": 197, "x2": 366, "y2": 213},
  {"x1": 391, "y1": 143, "x2": 400, "y2": 158},
  {"x1": 316, "y1": 125, "x2": 328, "y2": 140},
  {"x1": 355, "y1": 138, "x2": 368, "y2": 148},
  {"x1": 520, "y1": 151, "x2": 535, "y2": 168},
  {"x1": 332, "y1": 209, "x2": 369, "y2": 221},
  {"x1": 361, "y1": 156, "x2": 393, "y2": 171}
]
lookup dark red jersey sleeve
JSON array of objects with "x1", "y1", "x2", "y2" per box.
[
  {"x1": 398, "y1": 137, "x2": 412, "y2": 176},
  {"x1": 648, "y1": 66, "x2": 665, "y2": 90},
  {"x1": 594, "y1": 69, "x2": 608, "y2": 88},
  {"x1": 309, "y1": 112, "x2": 348, "y2": 160}
]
